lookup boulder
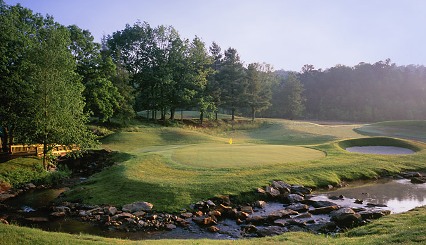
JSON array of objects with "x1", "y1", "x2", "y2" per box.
[
  {"x1": 165, "y1": 224, "x2": 177, "y2": 230},
  {"x1": 271, "y1": 181, "x2": 291, "y2": 194},
  {"x1": 0, "y1": 194, "x2": 16, "y2": 202},
  {"x1": 105, "y1": 206, "x2": 118, "y2": 216},
  {"x1": 207, "y1": 225, "x2": 220, "y2": 232},
  {"x1": 193, "y1": 215, "x2": 216, "y2": 226},
  {"x1": 180, "y1": 212, "x2": 193, "y2": 219},
  {"x1": 303, "y1": 200, "x2": 338, "y2": 208},
  {"x1": 274, "y1": 219, "x2": 288, "y2": 227},
  {"x1": 133, "y1": 211, "x2": 146, "y2": 217},
  {"x1": 256, "y1": 226, "x2": 288, "y2": 237},
  {"x1": 50, "y1": 211, "x2": 66, "y2": 218},
  {"x1": 290, "y1": 185, "x2": 312, "y2": 195},
  {"x1": 267, "y1": 209, "x2": 298, "y2": 220},
  {"x1": 282, "y1": 194, "x2": 304, "y2": 203},
  {"x1": 254, "y1": 200, "x2": 267, "y2": 209},
  {"x1": 111, "y1": 212, "x2": 134, "y2": 221},
  {"x1": 122, "y1": 201, "x2": 153, "y2": 213},
  {"x1": 25, "y1": 183, "x2": 36, "y2": 189},
  {"x1": 240, "y1": 206, "x2": 253, "y2": 214},
  {"x1": 411, "y1": 177, "x2": 426, "y2": 184},
  {"x1": 209, "y1": 210, "x2": 222, "y2": 217},
  {"x1": 0, "y1": 218, "x2": 9, "y2": 225},
  {"x1": 309, "y1": 205, "x2": 340, "y2": 215},
  {"x1": 53, "y1": 206, "x2": 71, "y2": 213},
  {"x1": 265, "y1": 186, "x2": 281, "y2": 198},
  {"x1": 400, "y1": 171, "x2": 422, "y2": 178},
  {"x1": 294, "y1": 212, "x2": 312, "y2": 219},
  {"x1": 286, "y1": 203, "x2": 309, "y2": 212},
  {"x1": 246, "y1": 215, "x2": 267, "y2": 225},
  {"x1": 359, "y1": 209, "x2": 391, "y2": 219},
  {"x1": 330, "y1": 208, "x2": 362, "y2": 228}
]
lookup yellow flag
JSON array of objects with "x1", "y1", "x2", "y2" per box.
[{"x1": 229, "y1": 138, "x2": 233, "y2": 144}]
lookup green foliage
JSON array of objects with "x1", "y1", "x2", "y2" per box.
[{"x1": 0, "y1": 157, "x2": 70, "y2": 187}]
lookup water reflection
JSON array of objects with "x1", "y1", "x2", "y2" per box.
[{"x1": 315, "y1": 178, "x2": 426, "y2": 213}]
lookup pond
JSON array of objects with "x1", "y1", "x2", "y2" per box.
[{"x1": 346, "y1": 146, "x2": 415, "y2": 155}]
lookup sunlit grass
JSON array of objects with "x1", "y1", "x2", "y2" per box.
[{"x1": 171, "y1": 144, "x2": 325, "y2": 168}]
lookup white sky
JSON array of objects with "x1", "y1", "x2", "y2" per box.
[{"x1": 5, "y1": 0, "x2": 426, "y2": 71}]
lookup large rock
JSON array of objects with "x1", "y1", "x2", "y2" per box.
[
  {"x1": 271, "y1": 181, "x2": 291, "y2": 194},
  {"x1": 256, "y1": 226, "x2": 288, "y2": 237},
  {"x1": 282, "y1": 194, "x2": 304, "y2": 203},
  {"x1": 192, "y1": 215, "x2": 217, "y2": 226},
  {"x1": 0, "y1": 218, "x2": 9, "y2": 225},
  {"x1": 359, "y1": 209, "x2": 391, "y2": 219},
  {"x1": 303, "y1": 200, "x2": 338, "y2": 208},
  {"x1": 267, "y1": 209, "x2": 298, "y2": 220},
  {"x1": 122, "y1": 202, "x2": 153, "y2": 213},
  {"x1": 330, "y1": 208, "x2": 362, "y2": 228},
  {"x1": 246, "y1": 215, "x2": 267, "y2": 225},
  {"x1": 286, "y1": 203, "x2": 309, "y2": 212},
  {"x1": 309, "y1": 205, "x2": 340, "y2": 215},
  {"x1": 411, "y1": 177, "x2": 426, "y2": 184},
  {"x1": 400, "y1": 171, "x2": 422, "y2": 178},
  {"x1": 290, "y1": 185, "x2": 312, "y2": 195},
  {"x1": 254, "y1": 200, "x2": 267, "y2": 209},
  {"x1": 265, "y1": 186, "x2": 281, "y2": 198},
  {"x1": 240, "y1": 206, "x2": 253, "y2": 214}
]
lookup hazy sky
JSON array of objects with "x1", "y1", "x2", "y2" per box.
[{"x1": 5, "y1": 0, "x2": 426, "y2": 71}]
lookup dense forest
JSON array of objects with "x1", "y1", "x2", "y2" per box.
[{"x1": 1, "y1": 1, "x2": 426, "y2": 158}]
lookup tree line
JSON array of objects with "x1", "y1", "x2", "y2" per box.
[
  {"x1": 263, "y1": 60, "x2": 426, "y2": 122},
  {"x1": 2, "y1": 1, "x2": 426, "y2": 165}
]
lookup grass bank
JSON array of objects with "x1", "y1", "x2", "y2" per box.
[
  {"x1": 0, "y1": 157, "x2": 69, "y2": 188},
  {"x1": 62, "y1": 119, "x2": 426, "y2": 211},
  {"x1": 1, "y1": 205, "x2": 425, "y2": 244}
]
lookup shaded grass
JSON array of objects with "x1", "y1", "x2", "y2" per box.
[
  {"x1": 2, "y1": 205, "x2": 426, "y2": 244},
  {"x1": 0, "y1": 157, "x2": 47, "y2": 187}
]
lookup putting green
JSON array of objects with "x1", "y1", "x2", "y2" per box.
[{"x1": 171, "y1": 144, "x2": 325, "y2": 168}]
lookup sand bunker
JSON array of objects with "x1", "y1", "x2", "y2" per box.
[{"x1": 346, "y1": 146, "x2": 415, "y2": 155}]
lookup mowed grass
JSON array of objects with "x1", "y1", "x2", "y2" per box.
[
  {"x1": 172, "y1": 144, "x2": 325, "y2": 168},
  {"x1": 356, "y1": 120, "x2": 426, "y2": 142},
  {"x1": 62, "y1": 119, "x2": 426, "y2": 212}
]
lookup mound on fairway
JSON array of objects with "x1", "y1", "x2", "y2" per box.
[{"x1": 171, "y1": 144, "x2": 325, "y2": 168}]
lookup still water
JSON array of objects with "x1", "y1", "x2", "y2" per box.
[{"x1": 314, "y1": 178, "x2": 426, "y2": 213}]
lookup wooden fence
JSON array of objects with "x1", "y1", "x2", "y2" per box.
[{"x1": 9, "y1": 144, "x2": 77, "y2": 157}]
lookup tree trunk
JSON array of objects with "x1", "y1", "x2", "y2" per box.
[
  {"x1": 251, "y1": 106, "x2": 256, "y2": 122},
  {"x1": 181, "y1": 110, "x2": 183, "y2": 121},
  {"x1": 7, "y1": 127, "x2": 13, "y2": 154},
  {"x1": 42, "y1": 141, "x2": 48, "y2": 170},
  {"x1": 1, "y1": 127, "x2": 8, "y2": 153},
  {"x1": 200, "y1": 111, "x2": 204, "y2": 125},
  {"x1": 215, "y1": 111, "x2": 218, "y2": 121},
  {"x1": 231, "y1": 108, "x2": 235, "y2": 121},
  {"x1": 170, "y1": 108, "x2": 175, "y2": 121}
]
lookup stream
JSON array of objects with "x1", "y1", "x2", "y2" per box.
[{"x1": 1, "y1": 177, "x2": 426, "y2": 240}]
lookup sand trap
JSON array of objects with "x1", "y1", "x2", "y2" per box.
[{"x1": 346, "y1": 146, "x2": 415, "y2": 155}]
